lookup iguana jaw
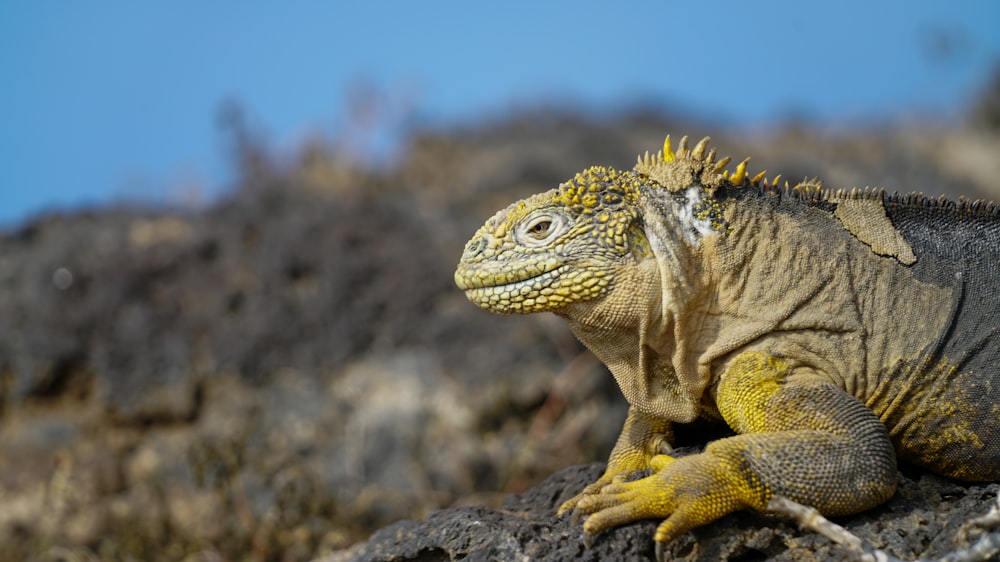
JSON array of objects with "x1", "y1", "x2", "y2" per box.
[
  {"x1": 455, "y1": 263, "x2": 571, "y2": 313},
  {"x1": 455, "y1": 240, "x2": 618, "y2": 313},
  {"x1": 453, "y1": 259, "x2": 562, "y2": 290}
]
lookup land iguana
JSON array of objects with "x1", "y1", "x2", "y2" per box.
[{"x1": 454, "y1": 135, "x2": 1000, "y2": 553}]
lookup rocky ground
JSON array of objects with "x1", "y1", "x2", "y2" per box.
[
  {"x1": 329, "y1": 463, "x2": 1000, "y2": 562},
  {"x1": 1, "y1": 79, "x2": 999, "y2": 561}
]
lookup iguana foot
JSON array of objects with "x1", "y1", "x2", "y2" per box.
[
  {"x1": 558, "y1": 407, "x2": 673, "y2": 516},
  {"x1": 558, "y1": 467, "x2": 647, "y2": 518},
  {"x1": 559, "y1": 450, "x2": 677, "y2": 516},
  {"x1": 573, "y1": 453, "x2": 741, "y2": 547}
]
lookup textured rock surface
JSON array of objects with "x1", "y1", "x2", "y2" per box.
[{"x1": 331, "y1": 463, "x2": 1000, "y2": 562}]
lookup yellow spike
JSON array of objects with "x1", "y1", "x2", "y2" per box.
[
  {"x1": 729, "y1": 157, "x2": 751, "y2": 185},
  {"x1": 771, "y1": 174, "x2": 782, "y2": 188},
  {"x1": 692, "y1": 136, "x2": 711, "y2": 160},
  {"x1": 705, "y1": 147, "x2": 717, "y2": 165},
  {"x1": 713, "y1": 156, "x2": 732, "y2": 173},
  {"x1": 784, "y1": 180, "x2": 790, "y2": 189},
  {"x1": 662, "y1": 135, "x2": 675, "y2": 162},
  {"x1": 677, "y1": 136, "x2": 690, "y2": 158},
  {"x1": 722, "y1": 170, "x2": 729, "y2": 178},
  {"x1": 751, "y1": 170, "x2": 767, "y2": 184}
]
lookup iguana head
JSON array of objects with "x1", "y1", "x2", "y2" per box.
[
  {"x1": 454, "y1": 136, "x2": 753, "y2": 316},
  {"x1": 454, "y1": 166, "x2": 651, "y2": 314}
]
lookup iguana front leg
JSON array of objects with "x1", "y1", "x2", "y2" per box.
[
  {"x1": 571, "y1": 352, "x2": 899, "y2": 547},
  {"x1": 557, "y1": 405, "x2": 673, "y2": 515}
]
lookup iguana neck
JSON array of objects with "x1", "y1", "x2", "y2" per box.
[{"x1": 555, "y1": 230, "x2": 714, "y2": 423}]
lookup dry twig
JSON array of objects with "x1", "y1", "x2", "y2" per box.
[{"x1": 767, "y1": 495, "x2": 1000, "y2": 562}]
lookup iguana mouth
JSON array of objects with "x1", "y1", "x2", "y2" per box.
[
  {"x1": 455, "y1": 265, "x2": 567, "y2": 312},
  {"x1": 454, "y1": 260, "x2": 563, "y2": 291}
]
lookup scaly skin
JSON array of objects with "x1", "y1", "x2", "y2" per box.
[
  {"x1": 454, "y1": 135, "x2": 1000, "y2": 551},
  {"x1": 456, "y1": 166, "x2": 646, "y2": 314}
]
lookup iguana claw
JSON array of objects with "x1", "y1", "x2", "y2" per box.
[{"x1": 655, "y1": 540, "x2": 666, "y2": 562}]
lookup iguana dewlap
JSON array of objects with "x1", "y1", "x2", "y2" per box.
[{"x1": 454, "y1": 135, "x2": 1000, "y2": 549}]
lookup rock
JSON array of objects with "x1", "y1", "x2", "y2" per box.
[
  {"x1": 327, "y1": 464, "x2": 658, "y2": 562},
  {"x1": 329, "y1": 463, "x2": 1000, "y2": 562}
]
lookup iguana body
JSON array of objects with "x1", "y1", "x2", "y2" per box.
[{"x1": 454, "y1": 136, "x2": 1000, "y2": 549}]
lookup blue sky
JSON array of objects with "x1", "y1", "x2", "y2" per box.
[{"x1": 2, "y1": 2, "x2": 999, "y2": 227}]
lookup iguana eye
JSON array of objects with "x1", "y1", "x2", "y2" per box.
[
  {"x1": 530, "y1": 220, "x2": 551, "y2": 236},
  {"x1": 516, "y1": 212, "x2": 568, "y2": 247}
]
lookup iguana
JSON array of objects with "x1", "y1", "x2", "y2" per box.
[{"x1": 454, "y1": 135, "x2": 1000, "y2": 553}]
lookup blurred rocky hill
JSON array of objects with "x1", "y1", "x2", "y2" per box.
[{"x1": 1, "y1": 80, "x2": 999, "y2": 561}]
